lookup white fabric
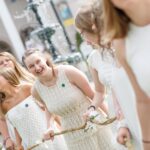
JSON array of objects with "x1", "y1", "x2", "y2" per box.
[
  {"x1": 35, "y1": 65, "x2": 117, "y2": 150},
  {"x1": 88, "y1": 50, "x2": 127, "y2": 150},
  {"x1": 88, "y1": 50, "x2": 142, "y2": 149},
  {"x1": 88, "y1": 50, "x2": 116, "y2": 117},
  {"x1": 113, "y1": 68, "x2": 142, "y2": 150},
  {"x1": 6, "y1": 96, "x2": 67, "y2": 150},
  {"x1": 126, "y1": 24, "x2": 150, "y2": 97}
]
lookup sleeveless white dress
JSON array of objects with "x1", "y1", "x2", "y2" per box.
[
  {"x1": 111, "y1": 24, "x2": 150, "y2": 150},
  {"x1": 34, "y1": 65, "x2": 117, "y2": 150},
  {"x1": 5, "y1": 96, "x2": 67, "y2": 150},
  {"x1": 113, "y1": 68, "x2": 142, "y2": 150},
  {"x1": 126, "y1": 24, "x2": 150, "y2": 97},
  {"x1": 88, "y1": 50, "x2": 127, "y2": 150}
]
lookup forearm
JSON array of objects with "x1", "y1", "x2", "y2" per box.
[
  {"x1": 112, "y1": 89, "x2": 124, "y2": 120},
  {"x1": 0, "y1": 118, "x2": 11, "y2": 139},
  {"x1": 45, "y1": 109, "x2": 54, "y2": 129},
  {"x1": 122, "y1": 61, "x2": 147, "y2": 101},
  {"x1": 91, "y1": 91, "x2": 105, "y2": 108},
  {"x1": 14, "y1": 128, "x2": 22, "y2": 147}
]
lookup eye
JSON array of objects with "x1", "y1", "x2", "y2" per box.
[
  {"x1": 0, "y1": 92, "x2": 6, "y2": 103},
  {"x1": 5, "y1": 59, "x2": 11, "y2": 62},
  {"x1": 0, "y1": 61, "x2": 4, "y2": 65},
  {"x1": 29, "y1": 64, "x2": 34, "y2": 69},
  {"x1": 36, "y1": 59, "x2": 41, "y2": 64}
]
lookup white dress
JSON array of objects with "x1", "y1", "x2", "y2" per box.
[
  {"x1": 34, "y1": 65, "x2": 117, "y2": 150},
  {"x1": 5, "y1": 96, "x2": 67, "y2": 150},
  {"x1": 108, "y1": 24, "x2": 150, "y2": 150},
  {"x1": 88, "y1": 50, "x2": 126, "y2": 150},
  {"x1": 126, "y1": 24, "x2": 150, "y2": 97},
  {"x1": 113, "y1": 68, "x2": 142, "y2": 150}
]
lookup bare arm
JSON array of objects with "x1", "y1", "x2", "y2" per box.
[
  {"x1": 113, "y1": 39, "x2": 148, "y2": 101},
  {"x1": 31, "y1": 87, "x2": 58, "y2": 128},
  {"x1": 65, "y1": 65, "x2": 94, "y2": 99},
  {"x1": 14, "y1": 128, "x2": 24, "y2": 150},
  {"x1": 0, "y1": 107, "x2": 15, "y2": 149},
  {"x1": 88, "y1": 67, "x2": 106, "y2": 109},
  {"x1": 114, "y1": 39, "x2": 150, "y2": 149}
]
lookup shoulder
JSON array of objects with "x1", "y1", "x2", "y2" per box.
[
  {"x1": 113, "y1": 39, "x2": 125, "y2": 51},
  {"x1": 56, "y1": 64, "x2": 77, "y2": 74},
  {"x1": 88, "y1": 50, "x2": 100, "y2": 61},
  {"x1": 19, "y1": 83, "x2": 32, "y2": 96}
]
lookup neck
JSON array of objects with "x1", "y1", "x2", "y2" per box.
[
  {"x1": 125, "y1": 2, "x2": 150, "y2": 26},
  {"x1": 39, "y1": 68, "x2": 54, "y2": 84},
  {"x1": 5, "y1": 85, "x2": 19, "y2": 98}
]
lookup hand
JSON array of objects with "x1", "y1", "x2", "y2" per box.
[
  {"x1": 16, "y1": 145, "x2": 24, "y2": 150},
  {"x1": 5, "y1": 138, "x2": 15, "y2": 150},
  {"x1": 83, "y1": 107, "x2": 95, "y2": 121},
  {"x1": 43, "y1": 128, "x2": 54, "y2": 141},
  {"x1": 117, "y1": 127, "x2": 131, "y2": 146}
]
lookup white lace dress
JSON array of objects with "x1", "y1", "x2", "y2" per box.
[
  {"x1": 34, "y1": 66, "x2": 117, "y2": 150},
  {"x1": 88, "y1": 49, "x2": 142, "y2": 150},
  {"x1": 88, "y1": 50, "x2": 126, "y2": 150},
  {"x1": 5, "y1": 96, "x2": 67, "y2": 150}
]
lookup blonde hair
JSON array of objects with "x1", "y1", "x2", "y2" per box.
[
  {"x1": 0, "y1": 68, "x2": 20, "y2": 116},
  {"x1": 0, "y1": 52, "x2": 35, "y2": 83},
  {"x1": 75, "y1": 0, "x2": 110, "y2": 48},
  {"x1": 75, "y1": 1, "x2": 102, "y2": 32},
  {"x1": 22, "y1": 49, "x2": 55, "y2": 76},
  {"x1": 102, "y1": 0, "x2": 130, "y2": 43},
  {"x1": 0, "y1": 68, "x2": 20, "y2": 87}
]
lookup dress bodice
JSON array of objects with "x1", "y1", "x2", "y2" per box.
[
  {"x1": 5, "y1": 96, "x2": 49, "y2": 149},
  {"x1": 34, "y1": 66, "x2": 117, "y2": 150},
  {"x1": 35, "y1": 65, "x2": 89, "y2": 118},
  {"x1": 126, "y1": 24, "x2": 150, "y2": 96},
  {"x1": 88, "y1": 50, "x2": 117, "y2": 89}
]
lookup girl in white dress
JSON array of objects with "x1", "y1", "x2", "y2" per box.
[
  {"x1": 74, "y1": 2, "x2": 129, "y2": 150},
  {"x1": 0, "y1": 51, "x2": 35, "y2": 149},
  {"x1": 102, "y1": 0, "x2": 150, "y2": 149},
  {"x1": 0, "y1": 68, "x2": 67, "y2": 150},
  {"x1": 23, "y1": 49, "x2": 117, "y2": 150}
]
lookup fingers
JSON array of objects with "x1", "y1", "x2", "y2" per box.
[
  {"x1": 83, "y1": 112, "x2": 89, "y2": 121},
  {"x1": 117, "y1": 135, "x2": 126, "y2": 145},
  {"x1": 43, "y1": 130, "x2": 54, "y2": 141}
]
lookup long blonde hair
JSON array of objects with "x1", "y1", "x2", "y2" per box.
[
  {"x1": 0, "y1": 68, "x2": 20, "y2": 117},
  {"x1": 0, "y1": 68, "x2": 20, "y2": 87},
  {"x1": 102, "y1": 0, "x2": 130, "y2": 43},
  {"x1": 0, "y1": 52, "x2": 35, "y2": 83}
]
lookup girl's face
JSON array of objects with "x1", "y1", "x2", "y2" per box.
[
  {"x1": 80, "y1": 30, "x2": 99, "y2": 46},
  {"x1": 0, "y1": 56, "x2": 15, "y2": 69},
  {"x1": 24, "y1": 53, "x2": 49, "y2": 78}
]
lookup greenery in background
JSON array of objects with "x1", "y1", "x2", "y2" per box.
[
  {"x1": 75, "y1": 32, "x2": 89, "y2": 66},
  {"x1": 76, "y1": 32, "x2": 83, "y2": 51}
]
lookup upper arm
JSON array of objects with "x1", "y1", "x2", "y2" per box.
[
  {"x1": 64, "y1": 65, "x2": 94, "y2": 99},
  {"x1": 89, "y1": 67, "x2": 105, "y2": 94},
  {"x1": 31, "y1": 86, "x2": 46, "y2": 107}
]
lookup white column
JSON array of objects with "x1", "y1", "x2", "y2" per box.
[{"x1": 0, "y1": 0, "x2": 25, "y2": 62}]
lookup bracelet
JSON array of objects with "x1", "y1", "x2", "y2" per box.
[
  {"x1": 88, "y1": 105, "x2": 96, "y2": 110},
  {"x1": 3, "y1": 136, "x2": 11, "y2": 146}
]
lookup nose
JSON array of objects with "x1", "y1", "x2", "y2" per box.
[
  {"x1": 35, "y1": 65, "x2": 41, "y2": 72},
  {"x1": 3, "y1": 61, "x2": 9, "y2": 66}
]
